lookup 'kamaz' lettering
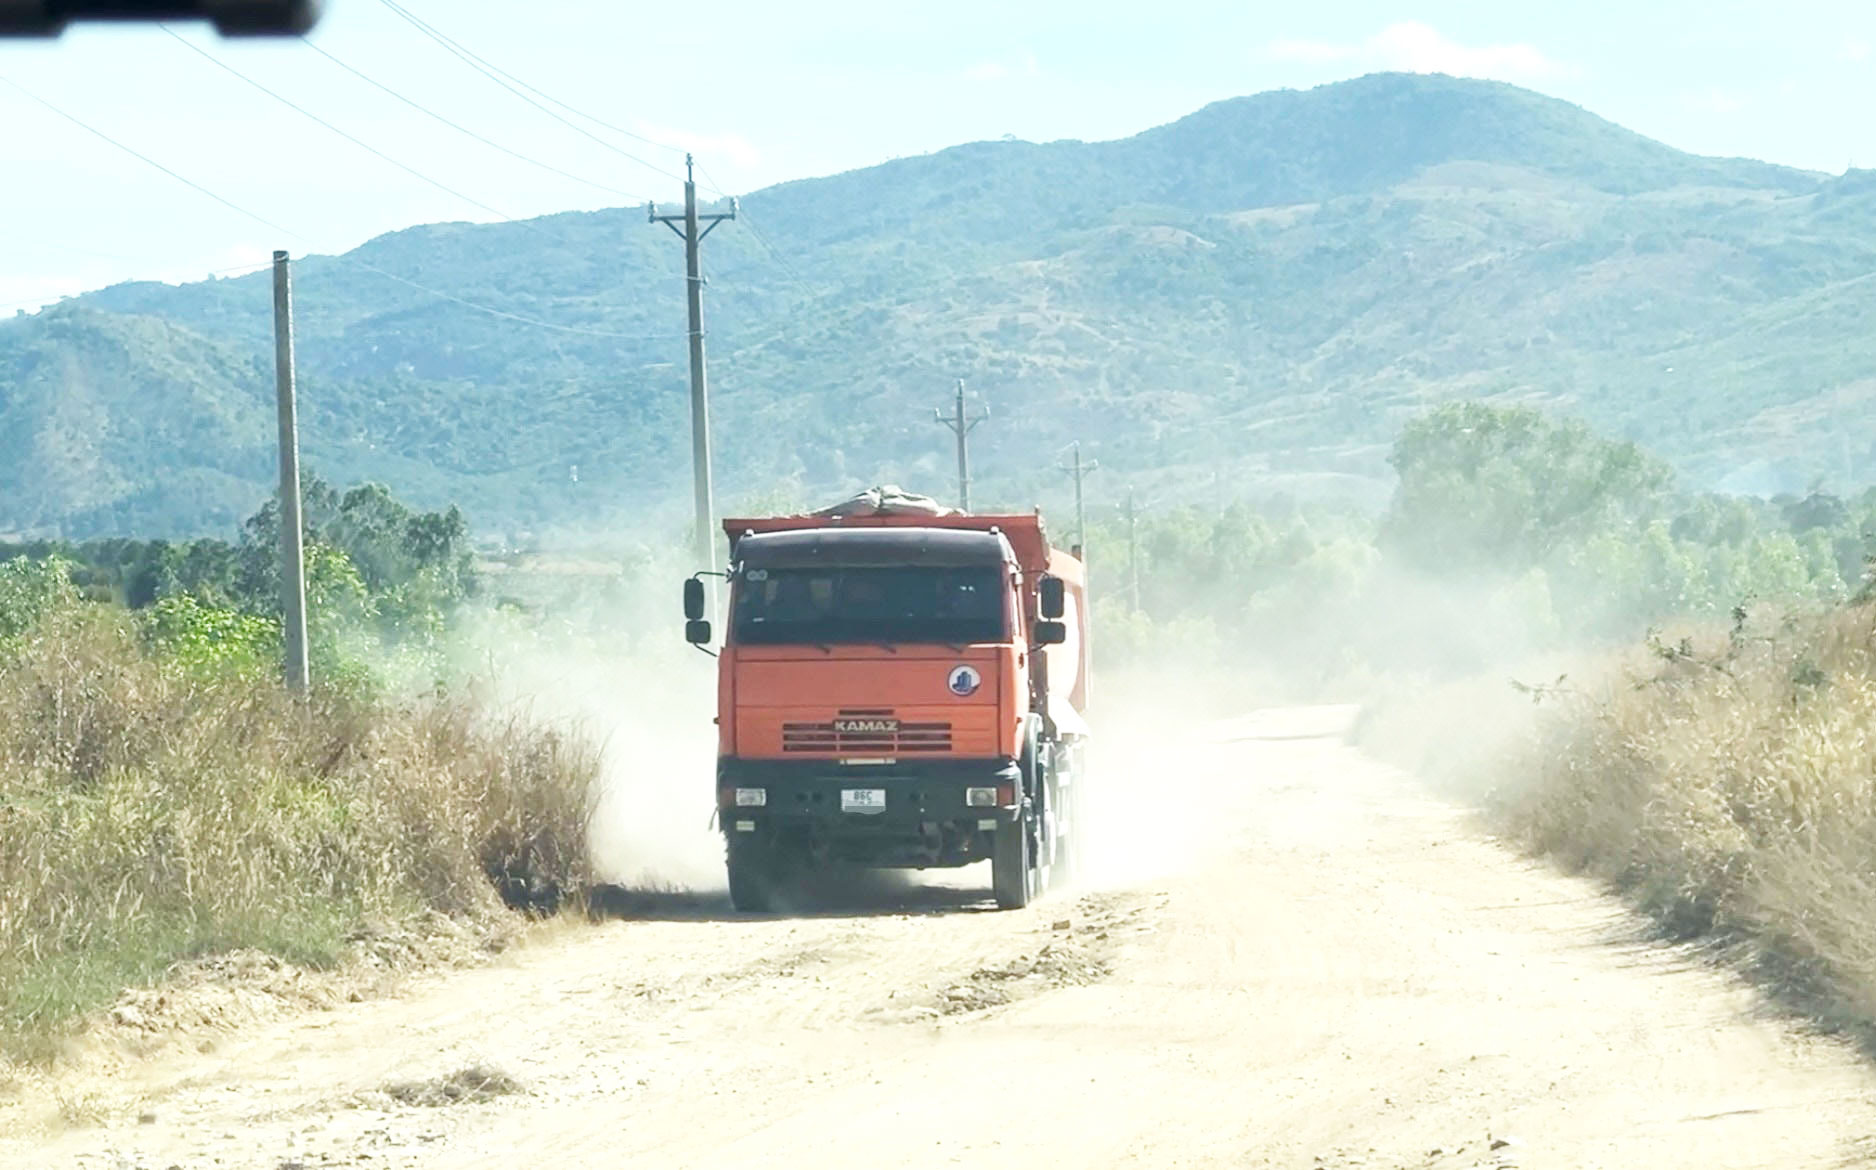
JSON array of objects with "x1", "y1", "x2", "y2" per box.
[{"x1": 833, "y1": 719, "x2": 899, "y2": 735}]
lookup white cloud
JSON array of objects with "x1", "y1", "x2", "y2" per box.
[
  {"x1": 1843, "y1": 40, "x2": 1871, "y2": 62},
  {"x1": 1265, "y1": 21, "x2": 1573, "y2": 83}
]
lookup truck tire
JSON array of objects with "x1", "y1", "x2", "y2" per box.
[
  {"x1": 726, "y1": 839, "x2": 776, "y2": 913},
  {"x1": 992, "y1": 807, "x2": 1034, "y2": 909},
  {"x1": 994, "y1": 716, "x2": 1044, "y2": 908}
]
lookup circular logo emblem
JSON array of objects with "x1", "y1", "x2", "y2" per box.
[{"x1": 946, "y1": 665, "x2": 982, "y2": 697}]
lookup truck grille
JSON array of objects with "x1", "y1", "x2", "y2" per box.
[{"x1": 782, "y1": 709, "x2": 953, "y2": 754}]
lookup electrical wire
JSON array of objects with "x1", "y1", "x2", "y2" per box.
[
  {"x1": 0, "y1": 70, "x2": 301, "y2": 238},
  {"x1": 297, "y1": 38, "x2": 646, "y2": 204},
  {"x1": 0, "y1": 261, "x2": 276, "y2": 314},
  {"x1": 325, "y1": 260, "x2": 679, "y2": 341},
  {"x1": 159, "y1": 25, "x2": 529, "y2": 227},
  {"x1": 378, "y1": 0, "x2": 688, "y2": 190},
  {"x1": 0, "y1": 71, "x2": 680, "y2": 343},
  {"x1": 377, "y1": 0, "x2": 687, "y2": 163},
  {"x1": 695, "y1": 159, "x2": 808, "y2": 289},
  {"x1": 371, "y1": 0, "x2": 790, "y2": 296}
]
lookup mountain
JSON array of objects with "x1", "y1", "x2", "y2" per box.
[{"x1": 4, "y1": 71, "x2": 1870, "y2": 540}]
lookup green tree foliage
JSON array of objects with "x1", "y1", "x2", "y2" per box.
[
  {"x1": 0, "y1": 478, "x2": 477, "y2": 692},
  {"x1": 238, "y1": 476, "x2": 476, "y2": 636},
  {"x1": 0, "y1": 557, "x2": 76, "y2": 647},
  {"x1": 1095, "y1": 403, "x2": 1870, "y2": 685},
  {"x1": 138, "y1": 594, "x2": 278, "y2": 677},
  {"x1": 1382, "y1": 402, "x2": 1672, "y2": 574}
]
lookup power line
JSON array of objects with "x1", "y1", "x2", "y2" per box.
[
  {"x1": 0, "y1": 70, "x2": 301, "y2": 238},
  {"x1": 377, "y1": 0, "x2": 689, "y2": 189},
  {"x1": 298, "y1": 38, "x2": 646, "y2": 204},
  {"x1": 159, "y1": 25, "x2": 528, "y2": 227},
  {"x1": 374, "y1": 0, "x2": 691, "y2": 167},
  {"x1": 0, "y1": 71, "x2": 678, "y2": 344},
  {"x1": 694, "y1": 159, "x2": 807, "y2": 289},
  {"x1": 329, "y1": 260, "x2": 678, "y2": 341},
  {"x1": 0, "y1": 263, "x2": 274, "y2": 314}
]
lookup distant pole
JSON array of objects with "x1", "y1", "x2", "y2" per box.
[
  {"x1": 932, "y1": 379, "x2": 988, "y2": 511},
  {"x1": 651, "y1": 155, "x2": 737, "y2": 608},
  {"x1": 1126, "y1": 485, "x2": 1140, "y2": 613},
  {"x1": 271, "y1": 250, "x2": 309, "y2": 694},
  {"x1": 1059, "y1": 442, "x2": 1099, "y2": 559}
]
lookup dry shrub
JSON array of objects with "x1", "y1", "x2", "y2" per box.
[
  {"x1": 1494, "y1": 603, "x2": 1876, "y2": 1033},
  {"x1": 0, "y1": 606, "x2": 600, "y2": 1058}
]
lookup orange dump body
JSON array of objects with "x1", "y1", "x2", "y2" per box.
[{"x1": 717, "y1": 512, "x2": 1088, "y2": 764}]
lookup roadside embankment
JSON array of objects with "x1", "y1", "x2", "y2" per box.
[
  {"x1": 0, "y1": 576, "x2": 600, "y2": 1063},
  {"x1": 1359, "y1": 602, "x2": 1876, "y2": 1044}
]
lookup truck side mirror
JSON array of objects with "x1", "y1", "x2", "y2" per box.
[
  {"x1": 685, "y1": 619, "x2": 713, "y2": 645},
  {"x1": 1039, "y1": 575, "x2": 1065, "y2": 619},
  {"x1": 683, "y1": 577, "x2": 705, "y2": 620},
  {"x1": 1034, "y1": 620, "x2": 1066, "y2": 646}
]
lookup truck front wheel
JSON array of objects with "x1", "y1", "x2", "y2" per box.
[
  {"x1": 726, "y1": 839, "x2": 777, "y2": 913},
  {"x1": 992, "y1": 808, "x2": 1035, "y2": 909}
]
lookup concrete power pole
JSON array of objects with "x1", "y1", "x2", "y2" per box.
[
  {"x1": 651, "y1": 155, "x2": 737, "y2": 606},
  {"x1": 271, "y1": 250, "x2": 309, "y2": 694},
  {"x1": 932, "y1": 379, "x2": 988, "y2": 512},
  {"x1": 1126, "y1": 485, "x2": 1140, "y2": 613},
  {"x1": 1059, "y1": 442, "x2": 1099, "y2": 559}
]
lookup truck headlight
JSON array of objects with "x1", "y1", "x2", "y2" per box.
[
  {"x1": 735, "y1": 787, "x2": 767, "y2": 807},
  {"x1": 965, "y1": 786, "x2": 997, "y2": 807}
]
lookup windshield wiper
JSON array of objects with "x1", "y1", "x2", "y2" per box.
[{"x1": 874, "y1": 641, "x2": 899, "y2": 653}]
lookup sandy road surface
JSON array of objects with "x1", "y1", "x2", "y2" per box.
[{"x1": 6, "y1": 707, "x2": 1876, "y2": 1169}]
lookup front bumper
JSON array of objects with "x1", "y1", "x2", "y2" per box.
[{"x1": 716, "y1": 757, "x2": 1022, "y2": 867}]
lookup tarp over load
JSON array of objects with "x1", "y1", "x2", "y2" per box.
[{"x1": 810, "y1": 485, "x2": 955, "y2": 518}]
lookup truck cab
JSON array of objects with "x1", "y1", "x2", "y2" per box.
[{"x1": 686, "y1": 510, "x2": 1087, "y2": 911}]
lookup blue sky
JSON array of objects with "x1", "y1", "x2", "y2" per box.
[{"x1": 3, "y1": 0, "x2": 1874, "y2": 312}]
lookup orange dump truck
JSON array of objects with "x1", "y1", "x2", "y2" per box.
[{"x1": 681, "y1": 499, "x2": 1089, "y2": 911}]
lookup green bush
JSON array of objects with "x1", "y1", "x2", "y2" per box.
[
  {"x1": 0, "y1": 558, "x2": 76, "y2": 648},
  {"x1": 139, "y1": 594, "x2": 279, "y2": 678}
]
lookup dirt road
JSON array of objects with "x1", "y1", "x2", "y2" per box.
[{"x1": 6, "y1": 707, "x2": 1876, "y2": 1169}]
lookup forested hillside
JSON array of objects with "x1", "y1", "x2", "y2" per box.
[{"x1": 5, "y1": 70, "x2": 1873, "y2": 539}]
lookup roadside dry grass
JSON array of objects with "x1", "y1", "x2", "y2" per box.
[
  {"x1": 1365, "y1": 602, "x2": 1876, "y2": 1042},
  {"x1": 1493, "y1": 605, "x2": 1876, "y2": 1034},
  {"x1": 0, "y1": 604, "x2": 600, "y2": 1062}
]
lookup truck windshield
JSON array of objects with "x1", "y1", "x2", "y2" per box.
[{"x1": 731, "y1": 566, "x2": 1007, "y2": 646}]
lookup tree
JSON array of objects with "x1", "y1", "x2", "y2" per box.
[{"x1": 1381, "y1": 402, "x2": 1673, "y2": 575}]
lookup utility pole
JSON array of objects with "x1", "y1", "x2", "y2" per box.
[
  {"x1": 650, "y1": 155, "x2": 737, "y2": 608},
  {"x1": 1059, "y1": 442, "x2": 1099, "y2": 558},
  {"x1": 271, "y1": 249, "x2": 309, "y2": 694},
  {"x1": 1126, "y1": 485, "x2": 1140, "y2": 613},
  {"x1": 932, "y1": 379, "x2": 988, "y2": 511}
]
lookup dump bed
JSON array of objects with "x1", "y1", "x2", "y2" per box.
[{"x1": 721, "y1": 512, "x2": 1084, "y2": 587}]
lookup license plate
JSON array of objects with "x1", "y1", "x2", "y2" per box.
[{"x1": 841, "y1": 788, "x2": 887, "y2": 814}]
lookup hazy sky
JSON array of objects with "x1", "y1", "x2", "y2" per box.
[{"x1": 3, "y1": 0, "x2": 1874, "y2": 312}]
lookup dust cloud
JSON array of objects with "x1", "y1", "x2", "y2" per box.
[
  {"x1": 457, "y1": 549, "x2": 1578, "y2": 902},
  {"x1": 1069, "y1": 561, "x2": 1586, "y2": 891},
  {"x1": 453, "y1": 608, "x2": 727, "y2": 893}
]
